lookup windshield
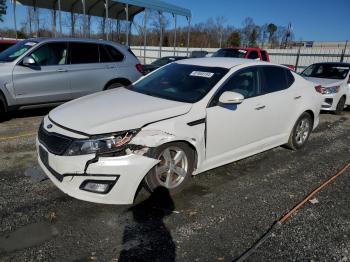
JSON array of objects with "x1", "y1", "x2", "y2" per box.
[
  {"x1": 129, "y1": 63, "x2": 229, "y2": 103},
  {"x1": 212, "y1": 48, "x2": 246, "y2": 58},
  {"x1": 151, "y1": 58, "x2": 171, "y2": 67},
  {"x1": 0, "y1": 40, "x2": 38, "y2": 62},
  {"x1": 301, "y1": 64, "x2": 350, "y2": 80}
]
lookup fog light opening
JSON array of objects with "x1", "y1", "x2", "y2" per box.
[{"x1": 80, "y1": 179, "x2": 118, "y2": 194}]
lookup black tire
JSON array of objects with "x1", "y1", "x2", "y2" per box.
[
  {"x1": 286, "y1": 112, "x2": 313, "y2": 150},
  {"x1": 334, "y1": 96, "x2": 346, "y2": 115},
  {"x1": 105, "y1": 82, "x2": 125, "y2": 90},
  {"x1": 0, "y1": 93, "x2": 7, "y2": 121},
  {"x1": 144, "y1": 142, "x2": 195, "y2": 194}
]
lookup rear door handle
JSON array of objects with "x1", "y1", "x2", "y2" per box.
[
  {"x1": 294, "y1": 95, "x2": 302, "y2": 100},
  {"x1": 57, "y1": 68, "x2": 68, "y2": 72},
  {"x1": 255, "y1": 105, "x2": 266, "y2": 110}
]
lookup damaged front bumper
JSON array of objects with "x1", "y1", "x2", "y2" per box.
[
  {"x1": 36, "y1": 117, "x2": 160, "y2": 204},
  {"x1": 37, "y1": 140, "x2": 159, "y2": 204}
]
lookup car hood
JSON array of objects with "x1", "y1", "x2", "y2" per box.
[
  {"x1": 49, "y1": 88, "x2": 192, "y2": 135},
  {"x1": 304, "y1": 77, "x2": 344, "y2": 87}
]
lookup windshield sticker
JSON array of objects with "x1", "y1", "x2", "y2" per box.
[
  {"x1": 238, "y1": 49, "x2": 247, "y2": 53},
  {"x1": 190, "y1": 71, "x2": 214, "y2": 78},
  {"x1": 24, "y1": 42, "x2": 37, "y2": 46}
]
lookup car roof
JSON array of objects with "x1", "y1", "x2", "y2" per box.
[
  {"x1": 25, "y1": 37, "x2": 127, "y2": 49},
  {"x1": 161, "y1": 56, "x2": 187, "y2": 59},
  {"x1": 222, "y1": 47, "x2": 266, "y2": 51},
  {"x1": 176, "y1": 57, "x2": 271, "y2": 69},
  {"x1": 311, "y1": 62, "x2": 350, "y2": 67}
]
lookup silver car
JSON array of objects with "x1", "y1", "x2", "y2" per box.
[{"x1": 0, "y1": 38, "x2": 143, "y2": 114}]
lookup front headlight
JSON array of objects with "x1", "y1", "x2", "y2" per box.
[
  {"x1": 65, "y1": 129, "x2": 139, "y2": 156},
  {"x1": 323, "y1": 86, "x2": 340, "y2": 94}
]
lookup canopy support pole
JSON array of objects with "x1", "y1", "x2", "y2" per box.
[
  {"x1": 186, "y1": 16, "x2": 191, "y2": 57},
  {"x1": 13, "y1": 0, "x2": 18, "y2": 39},
  {"x1": 143, "y1": 9, "x2": 148, "y2": 64},
  {"x1": 173, "y1": 13, "x2": 177, "y2": 56},
  {"x1": 58, "y1": 0, "x2": 62, "y2": 36},
  {"x1": 159, "y1": 11, "x2": 163, "y2": 58},
  {"x1": 52, "y1": 1, "x2": 57, "y2": 37},
  {"x1": 81, "y1": 0, "x2": 87, "y2": 37},
  {"x1": 125, "y1": 4, "x2": 129, "y2": 46},
  {"x1": 105, "y1": 0, "x2": 109, "y2": 40}
]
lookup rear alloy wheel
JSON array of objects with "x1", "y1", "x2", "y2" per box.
[
  {"x1": 287, "y1": 112, "x2": 313, "y2": 150},
  {"x1": 144, "y1": 142, "x2": 194, "y2": 194},
  {"x1": 105, "y1": 82, "x2": 125, "y2": 90},
  {"x1": 335, "y1": 96, "x2": 346, "y2": 115}
]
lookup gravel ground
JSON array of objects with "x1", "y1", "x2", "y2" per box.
[{"x1": 0, "y1": 108, "x2": 349, "y2": 262}]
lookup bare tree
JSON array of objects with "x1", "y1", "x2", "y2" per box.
[
  {"x1": 215, "y1": 16, "x2": 227, "y2": 48},
  {"x1": 0, "y1": 0, "x2": 6, "y2": 22}
]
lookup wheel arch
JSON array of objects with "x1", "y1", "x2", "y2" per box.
[
  {"x1": 103, "y1": 78, "x2": 132, "y2": 90},
  {"x1": 0, "y1": 89, "x2": 8, "y2": 112},
  {"x1": 304, "y1": 109, "x2": 315, "y2": 125}
]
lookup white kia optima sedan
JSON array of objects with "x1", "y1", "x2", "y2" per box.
[
  {"x1": 37, "y1": 58, "x2": 321, "y2": 204},
  {"x1": 301, "y1": 62, "x2": 350, "y2": 114}
]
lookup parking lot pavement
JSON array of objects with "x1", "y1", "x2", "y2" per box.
[{"x1": 0, "y1": 109, "x2": 349, "y2": 262}]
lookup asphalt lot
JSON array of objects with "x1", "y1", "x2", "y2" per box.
[{"x1": 0, "y1": 108, "x2": 349, "y2": 262}]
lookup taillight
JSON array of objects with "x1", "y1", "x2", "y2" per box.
[
  {"x1": 314, "y1": 85, "x2": 323, "y2": 94},
  {"x1": 135, "y1": 64, "x2": 144, "y2": 75}
]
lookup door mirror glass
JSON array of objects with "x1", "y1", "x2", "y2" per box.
[
  {"x1": 22, "y1": 56, "x2": 36, "y2": 66},
  {"x1": 219, "y1": 91, "x2": 244, "y2": 104}
]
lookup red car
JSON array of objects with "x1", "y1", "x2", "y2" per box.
[
  {"x1": 0, "y1": 39, "x2": 18, "y2": 53},
  {"x1": 212, "y1": 47, "x2": 270, "y2": 62}
]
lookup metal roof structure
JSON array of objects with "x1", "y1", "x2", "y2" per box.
[
  {"x1": 16, "y1": 0, "x2": 191, "y2": 20},
  {"x1": 12, "y1": 0, "x2": 192, "y2": 60}
]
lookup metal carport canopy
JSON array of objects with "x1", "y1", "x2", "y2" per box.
[
  {"x1": 13, "y1": 0, "x2": 192, "y2": 59},
  {"x1": 16, "y1": 0, "x2": 191, "y2": 20}
]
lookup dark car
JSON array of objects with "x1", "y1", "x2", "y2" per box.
[
  {"x1": 143, "y1": 56, "x2": 187, "y2": 74},
  {"x1": 0, "y1": 39, "x2": 18, "y2": 53}
]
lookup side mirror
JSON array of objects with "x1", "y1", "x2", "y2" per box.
[
  {"x1": 219, "y1": 91, "x2": 244, "y2": 104},
  {"x1": 348, "y1": 76, "x2": 350, "y2": 84},
  {"x1": 22, "y1": 56, "x2": 36, "y2": 67}
]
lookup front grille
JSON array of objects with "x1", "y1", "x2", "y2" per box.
[{"x1": 38, "y1": 124, "x2": 73, "y2": 155}]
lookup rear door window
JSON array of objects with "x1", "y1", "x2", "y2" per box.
[
  {"x1": 286, "y1": 70, "x2": 295, "y2": 87},
  {"x1": 69, "y1": 42, "x2": 99, "y2": 64},
  {"x1": 99, "y1": 44, "x2": 113, "y2": 63},
  {"x1": 260, "y1": 66, "x2": 289, "y2": 94}
]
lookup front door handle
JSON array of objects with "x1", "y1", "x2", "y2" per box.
[
  {"x1": 57, "y1": 68, "x2": 68, "y2": 72},
  {"x1": 255, "y1": 105, "x2": 266, "y2": 110},
  {"x1": 294, "y1": 95, "x2": 302, "y2": 100}
]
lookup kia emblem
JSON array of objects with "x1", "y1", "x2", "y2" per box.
[{"x1": 47, "y1": 124, "x2": 53, "y2": 129}]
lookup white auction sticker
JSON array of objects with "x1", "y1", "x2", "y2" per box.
[
  {"x1": 190, "y1": 71, "x2": 214, "y2": 78},
  {"x1": 24, "y1": 42, "x2": 37, "y2": 46}
]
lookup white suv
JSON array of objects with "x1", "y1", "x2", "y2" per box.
[
  {"x1": 301, "y1": 62, "x2": 350, "y2": 114},
  {"x1": 0, "y1": 38, "x2": 143, "y2": 115}
]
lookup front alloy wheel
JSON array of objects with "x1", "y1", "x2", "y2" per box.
[{"x1": 144, "y1": 142, "x2": 194, "y2": 194}]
